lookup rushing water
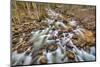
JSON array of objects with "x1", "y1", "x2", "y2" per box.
[{"x1": 12, "y1": 9, "x2": 95, "y2": 65}]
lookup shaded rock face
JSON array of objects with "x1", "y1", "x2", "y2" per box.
[{"x1": 11, "y1": 0, "x2": 96, "y2": 66}]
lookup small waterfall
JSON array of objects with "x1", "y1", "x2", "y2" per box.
[
  {"x1": 69, "y1": 20, "x2": 77, "y2": 27},
  {"x1": 73, "y1": 27, "x2": 85, "y2": 39},
  {"x1": 12, "y1": 8, "x2": 95, "y2": 65},
  {"x1": 23, "y1": 53, "x2": 32, "y2": 65}
]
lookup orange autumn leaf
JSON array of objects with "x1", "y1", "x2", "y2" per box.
[{"x1": 84, "y1": 30, "x2": 94, "y2": 43}]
